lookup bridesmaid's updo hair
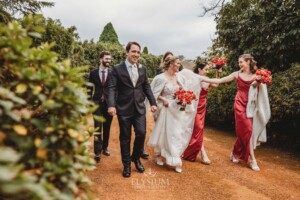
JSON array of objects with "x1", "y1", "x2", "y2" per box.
[
  {"x1": 193, "y1": 62, "x2": 208, "y2": 74},
  {"x1": 162, "y1": 55, "x2": 178, "y2": 71},
  {"x1": 239, "y1": 54, "x2": 257, "y2": 73}
]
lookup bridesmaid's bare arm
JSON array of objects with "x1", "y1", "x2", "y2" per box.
[{"x1": 201, "y1": 71, "x2": 238, "y2": 85}]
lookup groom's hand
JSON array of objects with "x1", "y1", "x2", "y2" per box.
[
  {"x1": 108, "y1": 107, "x2": 116, "y2": 116},
  {"x1": 150, "y1": 105, "x2": 157, "y2": 112}
]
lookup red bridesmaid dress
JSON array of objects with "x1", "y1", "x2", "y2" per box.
[
  {"x1": 232, "y1": 74, "x2": 255, "y2": 162},
  {"x1": 182, "y1": 88, "x2": 209, "y2": 161}
]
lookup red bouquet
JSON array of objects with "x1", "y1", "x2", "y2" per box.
[
  {"x1": 174, "y1": 87, "x2": 197, "y2": 111},
  {"x1": 256, "y1": 68, "x2": 272, "y2": 86},
  {"x1": 211, "y1": 57, "x2": 227, "y2": 70}
]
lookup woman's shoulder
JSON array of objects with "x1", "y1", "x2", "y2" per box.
[
  {"x1": 152, "y1": 73, "x2": 167, "y2": 85},
  {"x1": 230, "y1": 71, "x2": 240, "y2": 79}
]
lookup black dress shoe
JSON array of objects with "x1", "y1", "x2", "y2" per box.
[
  {"x1": 94, "y1": 155, "x2": 101, "y2": 163},
  {"x1": 131, "y1": 159, "x2": 145, "y2": 173},
  {"x1": 102, "y1": 149, "x2": 110, "y2": 156},
  {"x1": 140, "y1": 151, "x2": 149, "y2": 159},
  {"x1": 122, "y1": 166, "x2": 131, "y2": 178}
]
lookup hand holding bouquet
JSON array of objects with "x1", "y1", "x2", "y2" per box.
[
  {"x1": 255, "y1": 68, "x2": 272, "y2": 86},
  {"x1": 174, "y1": 87, "x2": 197, "y2": 111},
  {"x1": 211, "y1": 57, "x2": 227, "y2": 70}
]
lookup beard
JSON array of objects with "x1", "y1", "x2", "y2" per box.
[{"x1": 102, "y1": 61, "x2": 110, "y2": 67}]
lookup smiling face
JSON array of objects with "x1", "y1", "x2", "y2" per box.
[
  {"x1": 238, "y1": 57, "x2": 250, "y2": 71},
  {"x1": 198, "y1": 65, "x2": 210, "y2": 76},
  {"x1": 169, "y1": 59, "x2": 180, "y2": 73},
  {"x1": 100, "y1": 55, "x2": 112, "y2": 68},
  {"x1": 126, "y1": 44, "x2": 140, "y2": 64}
]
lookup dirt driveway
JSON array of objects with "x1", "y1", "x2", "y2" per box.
[{"x1": 86, "y1": 113, "x2": 300, "y2": 200}]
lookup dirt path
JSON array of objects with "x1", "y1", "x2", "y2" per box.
[{"x1": 86, "y1": 112, "x2": 300, "y2": 200}]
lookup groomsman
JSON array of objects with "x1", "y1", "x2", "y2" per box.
[
  {"x1": 107, "y1": 42, "x2": 157, "y2": 177},
  {"x1": 88, "y1": 51, "x2": 113, "y2": 163}
]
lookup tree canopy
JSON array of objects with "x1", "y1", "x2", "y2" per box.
[
  {"x1": 98, "y1": 22, "x2": 121, "y2": 46},
  {"x1": 0, "y1": 0, "x2": 54, "y2": 23},
  {"x1": 212, "y1": 0, "x2": 300, "y2": 72}
]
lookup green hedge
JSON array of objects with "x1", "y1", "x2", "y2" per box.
[{"x1": 0, "y1": 15, "x2": 95, "y2": 199}]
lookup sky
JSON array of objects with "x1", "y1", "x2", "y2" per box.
[{"x1": 42, "y1": 0, "x2": 217, "y2": 60}]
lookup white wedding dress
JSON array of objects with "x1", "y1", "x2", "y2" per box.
[{"x1": 148, "y1": 70, "x2": 202, "y2": 167}]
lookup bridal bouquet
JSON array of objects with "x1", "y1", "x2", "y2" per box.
[
  {"x1": 255, "y1": 68, "x2": 272, "y2": 86},
  {"x1": 174, "y1": 87, "x2": 197, "y2": 111},
  {"x1": 211, "y1": 57, "x2": 227, "y2": 70}
]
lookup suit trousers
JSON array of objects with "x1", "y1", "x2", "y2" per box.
[
  {"x1": 93, "y1": 100, "x2": 113, "y2": 156},
  {"x1": 117, "y1": 112, "x2": 146, "y2": 167}
]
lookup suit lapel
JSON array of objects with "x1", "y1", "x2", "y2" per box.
[
  {"x1": 120, "y1": 62, "x2": 134, "y2": 87},
  {"x1": 93, "y1": 68, "x2": 102, "y2": 86}
]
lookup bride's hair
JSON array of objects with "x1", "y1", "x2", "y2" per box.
[
  {"x1": 162, "y1": 55, "x2": 178, "y2": 71},
  {"x1": 239, "y1": 54, "x2": 257, "y2": 73},
  {"x1": 193, "y1": 62, "x2": 208, "y2": 74},
  {"x1": 159, "y1": 51, "x2": 173, "y2": 68}
]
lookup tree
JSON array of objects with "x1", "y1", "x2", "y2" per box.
[
  {"x1": 212, "y1": 0, "x2": 300, "y2": 72},
  {"x1": 0, "y1": 0, "x2": 54, "y2": 23},
  {"x1": 142, "y1": 46, "x2": 149, "y2": 54},
  {"x1": 178, "y1": 55, "x2": 185, "y2": 61},
  {"x1": 98, "y1": 22, "x2": 121, "y2": 46}
]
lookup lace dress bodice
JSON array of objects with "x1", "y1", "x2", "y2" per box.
[{"x1": 162, "y1": 83, "x2": 180, "y2": 100}]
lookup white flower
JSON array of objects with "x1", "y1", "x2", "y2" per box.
[{"x1": 138, "y1": 64, "x2": 143, "y2": 68}]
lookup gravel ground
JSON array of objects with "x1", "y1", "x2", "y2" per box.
[{"x1": 86, "y1": 113, "x2": 300, "y2": 200}]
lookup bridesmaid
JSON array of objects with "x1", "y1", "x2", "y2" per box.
[
  {"x1": 182, "y1": 62, "x2": 219, "y2": 164},
  {"x1": 201, "y1": 54, "x2": 260, "y2": 171}
]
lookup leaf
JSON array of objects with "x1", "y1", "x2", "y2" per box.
[
  {"x1": 0, "y1": 147, "x2": 20, "y2": 163},
  {"x1": 36, "y1": 148, "x2": 47, "y2": 159},
  {"x1": 33, "y1": 86, "x2": 42, "y2": 95},
  {"x1": 13, "y1": 124, "x2": 28, "y2": 136},
  {"x1": 15, "y1": 84, "x2": 28, "y2": 94},
  {"x1": 0, "y1": 166, "x2": 19, "y2": 181},
  {"x1": 28, "y1": 31, "x2": 42, "y2": 38},
  {"x1": 68, "y1": 129, "x2": 79, "y2": 138},
  {"x1": 0, "y1": 88, "x2": 26, "y2": 104},
  {"x1": 34, "y1": 138, "x2": 42, "y2": 147},
  {"x1": 94, "y1": 115, "x2": 106, "y2": 123}
]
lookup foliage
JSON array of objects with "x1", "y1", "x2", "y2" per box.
[
  {"x1": 178, "y1": 55, "x2": 185, "y2": 61},
  {"x1": 0, "y1": 15, "x2": 95, "y2": 199},
  {"x1": 142, "y1": 46, "x2": 149, "y2": 54},
  {"x1": 0, "y1": 146, "x2": 53, "y2": 199},
  {"x1": 268, "y1": 63, "x2": 300, "y2": 125},
  {"x1": 98, "y1": 22, "x2": 121, "y2": 46},
  {"x1": 31, "y1": 17, "x2": 80, "y2": 64},
  {"x1": 213, "y1": 0, "x2": 300, "y2": 72},
  {"x1": 139, "y1": 53, "x2": 161, "y2": 78},
  {"x1": 0, "y1": 0, "x2": 54, "y2": 23},
  {"x1": 80, "y1": 40, "x2": 125, "y2": 79},
  {"x1": 206, "y1": 81, "x2": 237, "y2": 128}
]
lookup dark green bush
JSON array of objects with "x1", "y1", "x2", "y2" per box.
[
  {"x1": 267, "y1": 63, "x2": 300, "y2": 151},
  {"x1": 206, "y1": 81, "x2": 237, "y2": 129}
]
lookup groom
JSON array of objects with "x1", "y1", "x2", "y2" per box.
[{"x1": 107, "y1": 41, "x2": 157, "y2": 178}]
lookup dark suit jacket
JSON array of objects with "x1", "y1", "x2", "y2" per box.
[
  {"x1": 88, "y1": 68, "x2": 112, "y2": 103},
  {"x1": 107, "y1": 62, "x2": 156, "y2": 115}
]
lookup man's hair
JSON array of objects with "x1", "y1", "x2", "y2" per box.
[
  {"x1": 99, "y1": 51, "x2": 111, "y2": 59},
  {"x1": 125, "y1": 42, "x2": 141, "y2": 52}
]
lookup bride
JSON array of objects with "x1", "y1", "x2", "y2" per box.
[{"x1": 147, "y1": 55, "x2": 200, "y2": 173}]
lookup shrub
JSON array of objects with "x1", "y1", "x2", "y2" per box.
[
  {"x1": 0, "y1": 15, "x2": 95, "y2": 199},
  {"x1": 206, "y1": 81, "x2": 237, "y2": 129}
]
